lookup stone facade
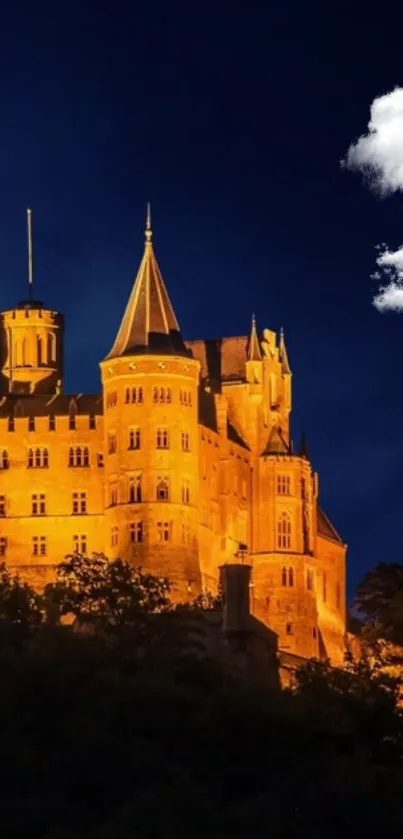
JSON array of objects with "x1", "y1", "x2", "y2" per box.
[{"x1": 0, "y1": 213, "x2": 347, "y2": 663}]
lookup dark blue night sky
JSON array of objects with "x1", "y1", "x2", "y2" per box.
[{"x1": 0, "y1": 1, "x2": 402, "y2": 597}]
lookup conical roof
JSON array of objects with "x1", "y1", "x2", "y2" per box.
[{"x1": 106, "y1": 207, "x2": 189, "y2": 359}]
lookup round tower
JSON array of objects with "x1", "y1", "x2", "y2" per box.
[{"x1": 100, "y1": 209, "x2": 201, "y2": 601}]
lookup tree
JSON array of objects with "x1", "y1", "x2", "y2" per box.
[
  {"x1": 0, "y1": 562, "x2": 44, "y2": 640},
  {"x1": 353, "y1": 562, "x2": 403, "y2": 644},
  {"x1": 45, "y1": 554, "x2": 172, "y2": 633}
]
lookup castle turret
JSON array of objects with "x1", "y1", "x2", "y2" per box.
[
  {"x1": 100, "y1": 207, "x2": 201, "y2": 599},
  {"x1": 0, "y1": 210, "x2": 64, "y2": 395}
]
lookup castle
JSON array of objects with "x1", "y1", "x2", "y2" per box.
[{"x1": 0, "y1": 210, "x2": 347, "y2": 664}]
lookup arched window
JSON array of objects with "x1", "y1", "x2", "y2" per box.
[
  {"x1": 153, "y1": 387, "x2": 158, "y2": 403},
  {"x1": 76, "y1": 447, "x2": 82, "y2": 467},
  {"x1": 34, "y1": 448, "x2": 41, "y2": 467},
  {"x1": 83, "y1": 447, "x2": 89, "y2": 467},
  {"x1": 129, "y1": 475, "x2": 142, "y2": 503},
  {"x1": 166, "y1": 388, "x2": 172, "y2": 403},
  {"x1": 0, "y1": 450, "x2": 8, "y2": 469},
  {"x1": 47, "y1": 332, "x2": 56, "y2": 363},
  {"x1": 37, "y1": 336, "x2": 43, "y2": 366},
  {"x1": 68, "y1": 447, "x2": 74, "y2": 467},
  {"x1": 21, "y1": 339, "x2": 27, "y2": 366},
  {"x1": 277, "y1": 513, "x2": 291, "y2": 549},
  {"x1": 288, "y1": 567, "x2": 294, "y2": 587},
  {"x1": 156, "y1": 477, "x2": 169, "y2": 501},
  {"x1": 281, "y1": 567, "x2": 287, "y2": 586}
]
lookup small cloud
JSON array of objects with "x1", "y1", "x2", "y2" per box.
[
  {"x1": 341, "y1": 87, "x2": 403, "y2": 195},
  {"x1": 371, "y1": 244, "x2": 403, "y2": 311}
]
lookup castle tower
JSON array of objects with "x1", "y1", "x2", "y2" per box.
[
  {"x1": 0, "y1": 210, "x2": 64, "y2": 395},
  {"x1": 99, "y1": 207, "x2": 201, "y2": 599}
]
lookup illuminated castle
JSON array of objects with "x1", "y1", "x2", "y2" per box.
[{"x1": 0, "y1": 209, "x2": 347, "y2": 663}]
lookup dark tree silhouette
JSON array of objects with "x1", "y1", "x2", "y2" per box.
[{"x1": 354, "y1": 562, "x2": 403, "y2": 644}]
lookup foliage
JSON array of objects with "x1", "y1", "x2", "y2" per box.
[
  {"x1": 0, "y1": 562, "x2": 44, "y2": 639},
  {"x1": 354, "y1": 562, "x2": 403, "y2": 644}
]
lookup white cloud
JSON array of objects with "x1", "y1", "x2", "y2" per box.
[
  {"x1": 341, "y1": 87, "x2": 403, "y2": 195},
  {"x1": 341, "y1": 87, "x2": 403, "y2": 311}
]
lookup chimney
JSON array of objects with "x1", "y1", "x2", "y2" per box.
[{"x1": 219, "y1": 563, "x2": 252, "y2": 633}]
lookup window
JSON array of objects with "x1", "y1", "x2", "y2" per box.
[
  {"x1": 276, "y1": 475, "x2": 291, "y2": 495},
  {"x1": 181, "y1": 432, "x2": 190, "y2": 451},
  {"x1": 89, "y1": 414, "x2": 96, "y2": 430},
  {"x1": 0, "y1": 496, "x2": 6, "y2": 517},
  {"x1": 0, "y1": 450, "x2": 9, "y2": 470},
  {"x1": 312, "y1": 627, "x2": 317, "y2": 640},
  {"x1": 68, "y1": 447, "x2": 90, "y2": 467},
  {"x1": 28, "y1": 448, "x2": 49, "y2": 468},
  {"x1": 129, "y1": 428, "x2": 141, "y2": 450},
  {"x1": 97, "y1": 453, "x2": 104, "y2": 468},
  {"x1": 110, "y1": 485, "x2": 118, "y2": 507},
  {"x1": 33, "y1": 536, "x2": 47, "y2": 556},
  {"x1": 157, "y1": 521, "x2": 171, "y2": 542},
  {"x1": 152, "y1": 387, "x2": 172, "y2": 404},
  {"x1": 110, "y1": 526, "x2": 119, "y2": 548},
  {"x1": 108, "y1": 433, "x2": 117, "y2": 454},
  {"x1": 181, "y1": 480, "x2": 190, "y2": 504},
  {"x1": 277, "y1": 513, "x2": 291, "y2": 549},
  {"x1": 306, "y1": 569, "x2": 314, "y2": 591},
  {"x1": 129, "y1": 475, "x2": 142, "y2": 503},
  {"x1": 47, "y1": 332, "x2": 56, "y2": 363},
  {"x1": 125, "y1": 387, "x2": 143, "y2": 404},
  {"x1": 281, "y1": 567, "x2": 287, "y2": 586},
  {"x1": 156, "y1": 477, "x2": 169, "y2": 501},
  {"x1": 72, "y1": 492, "x2": 87, "y2": 514},
  {"x1": 8, "y1": 417, "x2": 14, "y2": 432},
  {"x1": 156, "y1": 428, "x2": 169, "y2": 449},
  {"x1": 288, "y1": 567, "x2": 294, "y2": 587},
  {"x1": 32, "y1": 494, "x2": 46, "y2": 515},
  {"x1": 73, "y1": 534, "x2": 87, "y2": 555},
  {"x1": 106, "y1": 391, "x2": 117, "y2": 408},
  {"x1": 28, "y1": 416, "x2": 35, "y2": 432},
  {"x1": 323, "y1": 572, "x2": 327, "y2": 602},
  {"x1": 336, "y1": 582, "x2": 341, "y2": 610},
  {"x1": 69, "y1": 414, "x2": 76, "y2": 431},
  {"x1": 130, "y1": 521, "x2": 143, "y2": 543},
  {"x1": 286, "y1": 622, "x2": 293, "y2": 635},
  {"x1": 180, "y1": 389, "x2": 192, "y2": 406},
  {"x1": 49, "y1": 415, "x2": 56, "y2": 431},
  {"x1": 37, "y1": 336, "x2": 43, "y2": 365},
  {"x1": 0, "y1": 537, "x2": 7, "y2": 556}
]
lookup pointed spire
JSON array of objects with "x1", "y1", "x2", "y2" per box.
[
  {"x1": 300, "y1": 431, "x2": 309, "y2": 459},
  {"x1": 106, "y1": 208, "x2": 189, "y2": 360},
  {"x1": 247, "y1": 314, "x2": 262, "y2": 361},
  {"x1": 279, "y1": 327, "x2": 291, "y2": 374}
]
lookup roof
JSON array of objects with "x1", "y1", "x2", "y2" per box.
[
  {"x1": 262, "y1": 426, "x2": 290, "y2": 455},
  {"x1": 186, "y1": 336, "x2": 249, "y2": 384},
  {"x1": 0, "y1": 394, "x2": 102, "y2": 417},
  {"x1": 106, "y1": 211, "x2": 189, "y2": 359},
  {"x1": 317, "y1": 506, "x2": 344, "y2": 545}
]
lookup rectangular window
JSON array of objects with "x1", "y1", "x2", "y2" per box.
[
  {"x1": 156, "y1": 428, "x2": 169, "y2": 449},
  {"x1": 73, "y1": 534, "x2": 87, "y2": 554},
  {"x1": 286, "y1": 622, "x2": 293, "y2": 635},
  {"x1": 110, "y1": 526, "x2": 119, "y2": 547},
  {"x1": 72, "y1": 492, "x2": 87, "y2": 514},
  {"x1": 276, "y1": 475, "x2": 291, "y2": 495},
  {"x1": 89, "y1": 414, "x2": 96, "y2": 430},
  {"x1": 108, "y1": 433, "x2": 117, "y2": 454},
  {"x1": 68, "y1": 447, "x2": 90, "y2": 467},
  {"x1": 49, "y1": 415, "x2": 56, "y2": 431},
  {"x1": 181, "y1": 480, "x2": 190, "y2": 504},
  {"x1": 181, "y1": 432, "x2": 190, "y2": 452},
  {"x1": 28, "y1": 416, "x2": 35, "y2": 432},
  {"x1": 130, "y1": 521, "x2": 143, "y2": 543},
  {"x1": 32, "y1": 494, "x2": 46, "y2": 516},
  {"x1": 157, "y1": 521, "x2": 171, "y2": 542},
  {"x1": 97, "y1": 453, "x2": 104, "y2": 468},
  {"x1": 0, "y1": 495, "x2": 6, "y2": 517},
  {"x1": 33, "y1": 536, "x2": 47, "y2": 556},
  {"x1": 129, "y1": 428, "x2": 141, "y2": 450}
]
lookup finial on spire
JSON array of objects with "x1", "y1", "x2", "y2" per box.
[
  {"x1": 279, "y1": 326, "x2": 291, "y2": 374},
  {"x1": 145, "y1": 202, "x2": 152, "y2": 244},
  {"x1": 247, "y1": 313, "x2": 262, "y2": 361},
  {"x1": 27, "y1": 208, "x2": 33, "y2": 300}
]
